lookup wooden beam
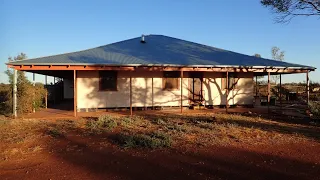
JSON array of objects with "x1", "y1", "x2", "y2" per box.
[
  {"x1": 307, "y1": 71, "x2": 310, "y2": 104},
  {"x1": 180, "y1": 70, "x2": 183, "y2": 113},
  {"x1": 268, "y1": 72, "x2": 270, "y2": 115},
  {"x1": 73, "y1": 70, "x2": 77, "y2": 117},
  {"x1": 7, "y1": 64, "x2": 312, "y2": 74},
  {"x1": 226, "y1": 71, "x2": 229, "y2": 113},
  {"x1": 130, "y1": 76, "x2": 133, "y2": 116},
  {"x1": 13, "y1": 69, "x2": 17, "y2": 118}
]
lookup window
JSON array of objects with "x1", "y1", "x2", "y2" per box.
[
  {"x1": 99, "y1": 71, "x2": 117, "y2": 91},
  {"x1": 163, "y1": 71, "x2": 180, "y2": 90},
  {"x1": 221, "y1": 74, "x2": 238, "y2": 90}
]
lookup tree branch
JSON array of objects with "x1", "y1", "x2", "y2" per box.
[{"x1": 301, "y1": 0, "x2": 320, "y2": 12}]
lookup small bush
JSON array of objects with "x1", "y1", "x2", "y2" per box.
[
  {"x1": 86, "y1": 115, "x2": 117, "y2": 133},
  {"x1": 47, "y1": 128, "x2": 63, "y2": 138},
  {"x1": 309, "y1": 101, "x2": 320, "y2": 117},
  {"x1": 120, "y1": 116, "x2": 132, "y2": 127},
  {"x1": 113, "y1": 132, "x2": 172, "y2": 149},
  {"x1": 153, "y1": 118, "x2": 166, "y2": 125}
]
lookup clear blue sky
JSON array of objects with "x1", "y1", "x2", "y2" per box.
[{"x1": 1, "y1": 0, "x2": 319, "y2": 84}]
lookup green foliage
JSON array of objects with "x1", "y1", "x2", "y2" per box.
[
  {"x1": 309, "y1": 101, "x2": 320, "y2": 117},
  {"x1": 271, "y1": 46, "x2": 285, "y2": 84},
  {"x1": 114, "y1": 132, "x2": 172, "y2": 149},
  {"x1": 253, "y1": 53, "x2": 264, "y2": 80},
  {"x1": 86, "y1": 115, "x2": 118, "y2": 133},
  {"x1": 0, "y1": 84, "x2": 11, "y2": 115},
  {"x1": 47, "y1": 128, "x2": 63, "y2": 138},
  {"x1": 254, "y1": 53, "x2": 262, "y2": 58},
  {"x1": 120, "y1": 116, "x2": 133, "y2": 127},
  {"x1": 3, "y1": 53, "x2": 47, "y2": 115},
  {"x1": 153, "y1": 118, "x2": 167, "y2": 125}
]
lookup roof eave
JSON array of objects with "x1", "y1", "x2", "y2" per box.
[{"x1": 6, "y1": 62, "x2": 316, "y2": 71}]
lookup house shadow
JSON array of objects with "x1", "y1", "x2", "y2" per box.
[{"x1": 43, "y1": 127, "x2": 320, "y2": 180}]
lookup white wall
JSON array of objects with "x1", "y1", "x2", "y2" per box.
[
  {"x1": 76, "y1": 71, "x2": 254, "y2": 109},
  {"x1": 63, "y1": 79, "x2": 74, "y2": 99},
  {"x1": 202, "y1": 72, "x2": 254, "y2": 106}
]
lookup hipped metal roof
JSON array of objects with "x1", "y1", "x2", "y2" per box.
[{"x1": 7, "y1": 35, "x2": 316, "y2": 70}]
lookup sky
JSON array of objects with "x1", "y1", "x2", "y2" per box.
[{"x1": 0, "y1": 0, "x2": 319, "y2": 84}]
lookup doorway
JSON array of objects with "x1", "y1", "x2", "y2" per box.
[{"x1": 188, "y1": 72, "x2": 204, "y2": 106}]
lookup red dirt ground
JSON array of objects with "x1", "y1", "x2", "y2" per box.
[
  {"x1": 2, "y1": 107, "x2": 320, "y2": 180},
  {"x1": 1, "y1": 131, "x2": 320, "y2": 180}
]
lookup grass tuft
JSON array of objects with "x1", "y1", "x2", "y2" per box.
[
  {"x1": 47, "y1": 128, "x2": 63, "y2": 138},
  {"x1": 86, "y1": 115, "x2": 118, "y2": 133},
  {"x1": 112, "y1": 132, "x2": 172, "y2": 149}
]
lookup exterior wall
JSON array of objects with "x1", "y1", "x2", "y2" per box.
[
  {"x1": 63, "y1": 79, "x2": 74, "y2": 99},
  {"x1": 203, "y1": 72, "x2": 254, "y2": 106},
  {"x1": 76, "y1": 71, "x2": 254, "y2": 109}
]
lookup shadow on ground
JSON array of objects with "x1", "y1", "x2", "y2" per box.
[{"x1": 46, "y1": 131, "x2": 319, "y2": 180}]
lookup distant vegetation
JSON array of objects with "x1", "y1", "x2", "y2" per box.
[{"x1": 1, "y1": 53, "x2": 47, "y2": 116}]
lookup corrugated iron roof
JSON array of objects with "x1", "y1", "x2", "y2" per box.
[{"x1": 7, "y1": 35, "x2": 315, "y2": 69}]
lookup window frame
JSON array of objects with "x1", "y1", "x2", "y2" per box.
[
  {"x1": 221, "y1": 73, "x2": 239, "y2": 90},
  {"x1": 162, "y1": 71, "x2": 180, "y2": 91},
  {"x1": 99, "y1": 70, "x2": 118, "y2": 91}
]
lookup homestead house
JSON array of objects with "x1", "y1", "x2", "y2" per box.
[{"x1": 6, "y1": 35, "x2": 315, "y2": 117}]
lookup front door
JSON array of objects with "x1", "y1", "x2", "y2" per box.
[{"x1": 189, "y1": 72, "x2": 203, "y2": 105}]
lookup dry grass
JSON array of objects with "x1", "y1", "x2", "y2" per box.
[{"x1": 0, "y1": 112, "x2": 319, "y2": 160}]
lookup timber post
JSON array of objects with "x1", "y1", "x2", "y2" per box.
[
  {"x1": 180, "y1": 70, "x2": 183, "y2": 113},
  {"x1": 226, "y1": 71, "x2": 229, "y2": 113},
  {"x1": 45, "y1": 75, "x2": 47, "y2": 109},
  {"x1": 73, "y1": 70, "x2": 77, "y2": 117},
  {"x1": 130, "y1": 76, "x2": 133, "y2": 116},
  {"x1": 307, "y1": 71, "x2": 310, "y2": 104},
  {"x1": 280, "y1": 74, "x2": 282, "y2": 110},
  {"x1": 152, "y1": 77, "x2": 154, "y2": 110},
  {"x1": 268, "y1": 72, "x2": 270, "y2": 115},
  {"x1": 13, "y1": 69, "x2": 17, "y2": 118},
  {"x1": 33, "y1": 73, "x2": 36, "y2": 112}
]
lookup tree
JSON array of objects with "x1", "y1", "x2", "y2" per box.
[
  {"x1": 253, "y1": 54, "x2": 264, "y2": 80},
  {"x1": 254, "y1": 53, "x2": 262, "y2": 58},
  {"x1": 5, "y1": 53, "x2": 46, "y2": 114},
  {"x1": 271, "y1": 46, "x2": 285, "y2": 84},
  {"x1": 261, "y1": 0, "x2": 320, "y2": 23}
]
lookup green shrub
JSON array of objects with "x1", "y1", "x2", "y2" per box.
[
  {"x1": 114, "y1": 132, "x2": 172, "y2": 149},
  {"x1": 47, "y1": 128, "x2": 63, "y2": 138},
  {"x1": 309, "y1": 101, "x2": 320, "y2": 117},
  {"x1": 153, "y1": 118, "x2": 166, "y2": 125},
  {"x1": 120, "y1": 116, "x2": 132, "y2": 127},
  {"x1": 86, "y1": 115, "x2": 117, "y2": 133}
]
